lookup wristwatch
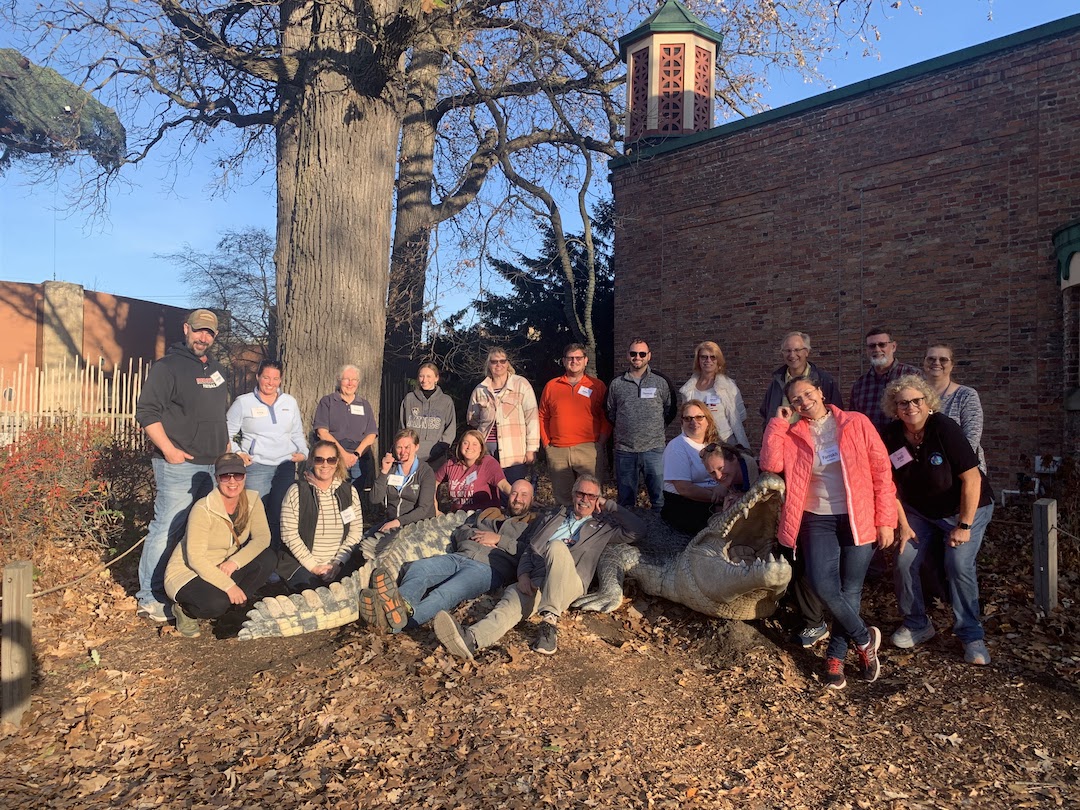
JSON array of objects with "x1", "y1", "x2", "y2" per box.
[{"x1": 957, "y1": 521, "x2": 972, "y2": 530}]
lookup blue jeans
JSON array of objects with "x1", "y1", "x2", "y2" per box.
[
  {"x1": 244, "y1": 461, "x2": 297, "y2": 549},
  {"x1": 137, "y1": 458, "x2": 215, "y2": 607},
  {"x1": 799, "y1": 513, "x2": 875, "y2": 660},
  {"x1": 614, "y1": 448, "x2": 665, "y2": 511},
  {"x1": 893, "y1": 502, "x2": 992, "y2": 643},
  {"x1": 397, "y1": 554, "x2": 503, "y2": 628}
]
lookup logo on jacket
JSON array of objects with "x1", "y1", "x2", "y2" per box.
[{"x1": 929, "y1": 453, "x2": 944, "y2": 466}]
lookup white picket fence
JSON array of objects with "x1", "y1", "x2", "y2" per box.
[{"x1": 0, "y1": 354, "x2": 149, "y2": 447}]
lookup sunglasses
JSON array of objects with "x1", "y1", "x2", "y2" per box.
[
  {"x1": 682, "y1": 414, "x2": 706, "y2": 422},
  {"x1": 866, "y1": 341, "x2": 892, "y2": 349},
  {"x1": 313, "y1": 455, "x2": 338, "y2": 465},
  {"x1": 564, "y1": 355, "x2": 586, "y2": 362},
  {"x1": 574, "y1": 491, "x2": 600, "y2": 501},
  {"x1": 628, "y1": 351, "x2": 648, "y2": 358},
  {"x1": 218, "y1": 472, "x2": 246, "y2": 481},
  {"x1": 490, "y1": 358, "x2": 509, "y2": 365}
]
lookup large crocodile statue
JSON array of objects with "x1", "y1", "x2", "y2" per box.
[{"x1": 237, "y1": 474, "x2": 790, "y2": 639}]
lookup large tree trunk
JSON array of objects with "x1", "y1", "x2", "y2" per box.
[
  {"x1": 385, "y1": 45, "x2": 442, "y2": 360},
  {"x1": 275, "y1": 0, "x2": 401, "y2": 429}
]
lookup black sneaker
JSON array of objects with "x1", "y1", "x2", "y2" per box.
[
  {"x1": 794, "y1": 622, "x2": 830, "y2": 648},
  {"x1": 855, "y1": 626, "x2": 881, "y2": 683},
  {"x1": 823, "y1": 656, "x2": 846, "y2": 690},
  {"x1": 433, "y1": 611, "x2": 477, "y2": 661},
  {"x1": 172, "y1": 604, "x2": 201, "y2": 638},
  {"x1": 532, "y1": 621, "x2": 558, "y2": 655}
]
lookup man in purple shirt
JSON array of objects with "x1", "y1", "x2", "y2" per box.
[{"x1": 848, "y1": 328, "x2": 921, "y2": 433}]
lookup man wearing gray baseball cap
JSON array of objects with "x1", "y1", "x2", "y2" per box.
[{"x1": 134, "y1": 308, "x2": 230, "y2": 623}]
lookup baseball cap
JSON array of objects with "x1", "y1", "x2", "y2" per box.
[
  {"x1": 215, "y1": 453, "x2": 247, "y2": 477},
  {"x1": 187, "y1": 309, "x2": 219, "y2": 335}
]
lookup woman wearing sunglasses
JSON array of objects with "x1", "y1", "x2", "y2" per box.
[
  {"x1": 466, "y1": 347, "x2": 539, "y2": 483},
  {"x1": 678, "y1": 341, "x2": 750, "y2": 449},
  {"x1": 276, "y1": 439, "x2": 364, "y2": 593},
  {"x1": 660, "y1": 400, "x2": 723, "y2": 534},
  {"x1": 882, "y1": 375, "x2": 994, "y2": 665},
  {"x1": 761, "y1": 378, "x2": 896, "y2": 689},
  {"x1": 164, "y1": 453, "x2": 277, "y2": 638}
]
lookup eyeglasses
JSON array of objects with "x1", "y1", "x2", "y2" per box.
[
  {"x1": 925, "y1": 356, "x2": 952, "y2": 365},
  {"x1": 698, "y1": 354, "x2": 717, "y2": 361},
  {"x1": 313, "y1": 455, "x2": 338, "y2": 465},
  {"x1": 564, "y1": 355, "x2": 586, "y2": 362},
  {"x1": 782, "y1": 348, "x2": 808, "y2": 355},
  {"x1": 628, "y1": 351, "x2": 648, "y2": 358},
  {"x1": 789, "y1": 394, "x2": 818, "y2": 406},
  {"x1": 682, "y1": 414, "x2": 706, "y2": 423},
  {"x1": 895, "y1": 397, "x2": 925, "y2": 410},
  {"x1": 573, "y1": 491, "x2": 600, "y2": 501},
  {"x1": 866, "y1": 341, "x2": 892, "y2": 349},
  {"x1": 490, "y1": 359, "x2": 508, "y2": 365},
  {"x1": 218, "y1": 472, "x2": 246, "y2": 482}
]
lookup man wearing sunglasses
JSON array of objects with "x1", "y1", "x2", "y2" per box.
[
  {"x1": 605, "y1": 339, "x2": 678, "y2": 512},
  {"x1": 434, "y1": 474, "x2": 645, "y2": 659},
  {"x1": 849, "y1": 328, "x2": 921, "y2": 433},
  {"x1": 135, "y1": 308, "x2": 230, "y2": 623}
]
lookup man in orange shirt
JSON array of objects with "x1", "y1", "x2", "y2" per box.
[{"x1": 539, "y1": 344, "x2": 612, "y2": 506}]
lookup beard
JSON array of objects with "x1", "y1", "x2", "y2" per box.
[{"x1": 870, "y1": 356, "x2": 891, "y2": 368}]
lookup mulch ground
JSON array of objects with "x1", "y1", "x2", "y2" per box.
[{"x1": 0, "y1": 507, "x2": 1077, "y2": 809}]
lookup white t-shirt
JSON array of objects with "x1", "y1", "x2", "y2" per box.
[{"x1": 662, "y1": 434, "x2": 719, "y2": 495}]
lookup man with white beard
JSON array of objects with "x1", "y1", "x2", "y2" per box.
[{"x1": 848, "y1": 328, "x2": 921, "y2": 434}]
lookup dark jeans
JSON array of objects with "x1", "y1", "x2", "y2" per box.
[
  {"x1": 798, "y1": 513, "x2": 874, "y2": 660},
  {"x1": 779, "y1": 545, "x2": 825, "y2": 627},
  {"x1": 613, "y1": 448, "x2": 664, "y2": 511},
  {"x1": 660, "y1": 491, "x2": 712, "y2": 535},
  {"x1": 174, "y1": 548, "x2": 278, "y2": 619}
]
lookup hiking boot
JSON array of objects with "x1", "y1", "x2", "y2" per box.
[
  {"x1": 822, "y1": 656, "x2": 846, "y2": 690},
  {"x1": 172, "y1": 603, "x2": 201, "y2": 638},
  {"x1": 358, "y1": 588, "x2": 385, "y2": 629},
  {"x1": 372, "y1": 567, "x2": 410, "y2": 631},
  {"x1": 532, "y1": 621, "x2": 558, "y2": 655},
  {"x1": 855, "y1": 626, "x2": 882, "y2": 683},
  {"x1": 890, "y1": 622, "x2": 936, "y2": 649},
  {"x1": 137, "y1": 602, "x2": 169, "y2": 623},
  {"x1": 433, "y1": 611, "x2": 477, "y2": 661},
  {"x1": 794, "y1": 621, "x2": 830, "y2": 648},
  {"x1": 963, "y1": 639, "x2": 991, "y2": 666}
]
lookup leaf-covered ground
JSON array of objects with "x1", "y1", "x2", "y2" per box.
[{"x1": 1, "y1": 517, "x2": 1077, "y2": 809}]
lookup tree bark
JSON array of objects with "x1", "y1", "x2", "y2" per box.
[{"x1": 275, "y1": 0, "x2": 401, "y2": 429}]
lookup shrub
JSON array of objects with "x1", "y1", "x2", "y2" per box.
[{"x1": 0, "y1": 420, "x2": 150, "y2": 567}]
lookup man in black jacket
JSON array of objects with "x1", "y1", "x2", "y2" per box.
[
  {"x1": 134, "y1": 309, "x2": 229, "y2": 622},
  {"x1": 433, "y1": 474, "x2": 645, "y2": 658}
]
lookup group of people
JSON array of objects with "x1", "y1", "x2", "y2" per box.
[{"x1": 135, "y1": 309, "x2": 993, "y2": 687}]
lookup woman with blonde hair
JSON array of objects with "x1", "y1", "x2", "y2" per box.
[
  {"x1": 882, "y1": 374, "x2": 994, "y2": 665},
  {"x1": 466, "y1": 347, "x2": 539, "y2": 483},
  {"x1": 679, "y1": 341, "x2": 750, "y2": 448},
  {"x1": 661, "y1": 400, "x2": 724, "y2": 534}
]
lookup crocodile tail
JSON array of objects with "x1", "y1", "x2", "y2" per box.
[{"x1": 238, "y1": 572, "x2": 362, "y2": 639}]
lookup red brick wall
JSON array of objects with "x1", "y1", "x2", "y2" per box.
[{"x1": 612, "y1": 24, "x2": 1080, "y2": 490}]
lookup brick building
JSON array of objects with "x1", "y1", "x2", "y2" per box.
[{"x1": 611, "y1": 13, "x2": 1080, "y2": 490}]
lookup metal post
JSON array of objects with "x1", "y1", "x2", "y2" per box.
[
  {"x1": 1, "y1": 560, "x2": 33, "y2": 727},
  {"x1": 1032, "y1": 498, "x2": 1058, "y2": 614}
]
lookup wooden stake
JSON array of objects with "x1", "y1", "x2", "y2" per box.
[
  {"x1": 1033, "y1": 498, "x2": 1058, "y2": 614},
  {"x1": 1, "y1": 560, "x2": 33, "y2": 727}
]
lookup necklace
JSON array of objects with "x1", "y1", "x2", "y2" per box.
[{"x1": 905, "y1": 426, "x2": 925, "y2": 447}]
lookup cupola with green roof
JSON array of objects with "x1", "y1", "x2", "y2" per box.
[{"x1": 618, "y1": 0, "x2": 723, "y2": 146}]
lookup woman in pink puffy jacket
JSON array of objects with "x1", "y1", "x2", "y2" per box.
[{"x1": 761, "y1": 377, "x2": 897, "y2": 690}]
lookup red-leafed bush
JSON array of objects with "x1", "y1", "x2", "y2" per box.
[{"x1": 0, "y1": 420, "x2": 151, "y2": 567}]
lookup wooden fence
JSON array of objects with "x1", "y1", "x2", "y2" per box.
[{"x1": 0, "y1": 354, "x2": 149, "y2": 447}]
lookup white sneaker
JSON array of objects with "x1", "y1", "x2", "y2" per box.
[
  {"x1": 890, "y1": 623, "x2": 936, "y2": 649},
  {"x1": 137, "y1": 602, "x2": 169, "y2": 623}
]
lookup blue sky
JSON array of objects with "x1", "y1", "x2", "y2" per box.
[{"x1": 0, "y1": 0, "x2": 1076, "y2": 311}]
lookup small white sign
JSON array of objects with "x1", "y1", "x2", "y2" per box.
[
  {"x1": 890, "y1": 446, "x2": 914, "y2": 469},
  {"x1": 577, "y1": 386, "x2": 592, "y2": 398},
  {"x1": 339, "y1": 506, "x2": 356, "y2": 524},
  {"x1": 210, "y1": 371, "x2": 225, "y2": 387},
  {"x1": 464, "y1": 471, "x2": 478, "y2": 485},
  {"x1": 386, "y1": 473, "x2": 405, "y2": 487},
  {"x1": 640, "y1": 387, "x2": 657, "y2": 399},
  {"x1": 818, "y1": 444, "x2": 841, "y2": 465},
  {"x1": 251, "y1": 406, "x2": 269, "y2": 419},
  {"x1": 350, "y1": 404, "x2": 365, "y2": 416}
]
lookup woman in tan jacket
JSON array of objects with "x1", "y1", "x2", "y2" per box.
[{"x1": 165, "y1": 453, "x2": 277, "y2": 637}]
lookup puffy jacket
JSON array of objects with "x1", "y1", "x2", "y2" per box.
[{"x1": 760, "y1": 405, "x2": 896, "y2": 549}]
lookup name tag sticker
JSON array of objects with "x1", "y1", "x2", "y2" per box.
[
  {"x1": 465, "y1": 471, "x2": 478, "y2": 485},
  {"x1": 705, "y1": 393, "x2": 720, "y2": 406},
  {"x1": 890, "y1": 446, "x2": 914, "y2": 469},
  {"x1": 210, "y1": 371, "x2": 225, "y2": 387},
  {"x1": 339, "y1": 506, "x2": 356, "y2": 524},
  {"x1": 640, "y1": 387, "x2": 657, "y2": 399},
  {"x1": 350, "y1": 404, "x2": 366, "y2": 416},
  {"x1": 251, "y1": 406, "x2": 269, "y2": 418},
  {"x1": 818, "y1": 444, "x2": 841, "y2": 465},
  {"x1": 386, "y1": 473, "x2": 405, "y2": 487},
  {"x1": 577, "y1": 386, "x2": 592, "y2": 398}
]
